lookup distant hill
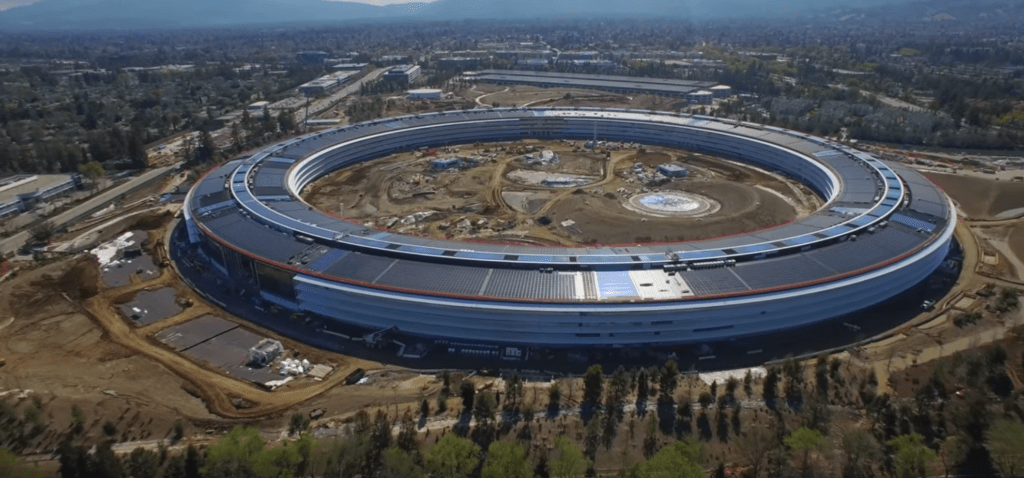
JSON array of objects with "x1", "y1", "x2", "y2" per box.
[
  {"x1": 409, "y1": 0, "x2": 917, "y2": 21},
  {"x1": 0, "y1": 0, "x2": 1015, "y2": 31},
  {"x1": 0, "y1": 0, "x2": 392, "y2": 30},
  {"x1": 820, "y1": 0, "x2": 1023, "y2": 24}
]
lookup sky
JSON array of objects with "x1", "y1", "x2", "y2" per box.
[
  {"x1": 0, "y1": 0, "x2": 443, "y2": 10},
  {"x1": 326, "y1": 0, "x2": 441, "y2": 5},
  {"x1": 0, "y1": 0, "x2": 35, "y2": 11}
]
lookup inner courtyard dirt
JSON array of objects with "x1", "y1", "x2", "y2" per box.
[{"x1": 302, "y1": 140, "x2": 823, "y2": 245}]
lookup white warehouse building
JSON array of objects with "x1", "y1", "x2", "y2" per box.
[{"x1": 407, "y1": 88, "x2": 443, "y2": 100}]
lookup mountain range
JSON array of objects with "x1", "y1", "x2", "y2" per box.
[{"x1": 0, "y1": 0, "x2": 1012, "y2": 31}]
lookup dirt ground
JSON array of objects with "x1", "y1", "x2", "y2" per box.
[
  {"x1": 303, "y1": 140, "x2": 820, "y2": 245},
  {"x1": 453, "y1": 85, "x2": 683, "y2": 112},
  {"x1": 0, "y1": 209, "x2": 445, "y2": 462},
  {"x1": 973, "y1": 225, "x2": 1024, "y2": 281},
  {"x1": 1011, "y1": 225, "x2": 1024, "y2": 272},
  {"x1": 0, "y1": 258, "x2": 219, "y2": 454},
  {"x1": 921, "y1": 172, "x2": 1024, "y2": 219}
]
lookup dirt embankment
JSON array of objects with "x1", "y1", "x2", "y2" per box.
[{"x1": 922, "y1": 172, "x2": 1024, "y2": 219}]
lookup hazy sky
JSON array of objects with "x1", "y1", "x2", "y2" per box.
[
  {"x1": 0, "y1": 0, "x2": 443, "y2": 9},
  {"x1": 0, "y1": 0, "x2": 35, "y2": 11},
  {"x1": 328, "y1": 0, "x2": 441, "y2": 5}
]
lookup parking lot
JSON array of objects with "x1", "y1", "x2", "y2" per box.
[
  {"x1": 118, "y1": 287, "x2": 182, "y2": 325},
  {"x1": 155, "y1": 314, "x2": 282, "y2": 385}
]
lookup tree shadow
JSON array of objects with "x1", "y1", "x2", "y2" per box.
[
  {"x1": 580, "y1": 402, "x2": 598, "y2": 423},
  {"x1": 499, "y1": 410, "x2": 520, "y2": 435},
  {"x1": 674, "y1": 417, "x2": 692, "y2": 439},
  {"x1": 716, "y1": 411, "x2": 729, "y2": 442},
  {"x1": 546, "y1": 402, "x2": 560, "y2": 420},
  {"x1": 635, "y1": 396, "x2": 648, "y2": 418},
  {"x1": 697, "y1": 412, "x2": 713, "y2": 442},
  {"x1": 452, "y1": 412, "x2": 472, "y2": 437},
  {"x1": 657, "y1": 401, "x2": 676, "y2": 435},
  {"x1": 470, "y1": 421, "x2": 497, "y2": 450}
]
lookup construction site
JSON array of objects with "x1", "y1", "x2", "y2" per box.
[
  {"x1": 303, "y1": 139, "x2": 821, "y2": 246},
  {"x1": 0, "y1": 105, "x2": 1021, "y2": 474}
]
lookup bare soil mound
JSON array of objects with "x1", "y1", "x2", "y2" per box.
[{"x1": 12, "y1": 256, "x2": 100, "y2": 306}]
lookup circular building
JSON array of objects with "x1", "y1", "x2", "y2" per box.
[{"x1": 182, "y1": 108, "x2": 955, "y2": 350}]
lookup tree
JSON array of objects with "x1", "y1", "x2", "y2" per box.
[
  {"x1": 171, "y1": 419, "x2": 184, "y2": 442},
  {"x1": 605, "y1": 366, "x2": 629, "y2": 423},
  {"x1": 78, "y1": 160, "x2": 104, "y2": 190},
  {"x1": 801, "y1": 395, "x2": 832, "y2": 435},
  {"x1": 784, "y1": 426, "x2": 827, "y2": 476},
  {"x1": 461, "y1": 381, "x2": 476, "y2": 412},
  {"x1": 437, "y1": 393, "x2": 449, "y2": 414},
  {"x1": 987, "y1": 420, "x2": 1024, "y2": 478},
  {"x1": 381, "y1": 446, "x2": 425, "y2": 478},
  {"x1": 197, "y1": 129, "x2": 216, "y2": 164},
  {"x1": 725, "y1": 377, "x2": 739, "y2": 405},
  {"x1": 421, "y1": 398, "x2": 430, "y2": 419},
  {"x1": 637, "y1": 369, "x2": 650, "y2": 400},
  {"x1": 551, "y1": 437, "x2": 589, "y2": 478},
  {"x1": 442, "y1": 371, "x2": 452, "y2": 395},
  {"x1": 549, "y1": 384, "x2": 561, "y2": 411},
  {"x1": 763, "y1": 368, "x2": 779, "y2": 408},
  {"x1": 583, "y1": 364, "x2": 604, "y2": 405},
  {"x1": 425, "y1": 433, "x2": 480, "y2": 478},
  {"x1": 0, "y1": 449, "x2": 40, "y2": 478},
  {"x1": 89, "y1": 441, "x2": 123, "y2": 478},
  {"x1": 887, "y1": 434, "x2": 936, "y2": 478},
  {"x1": 201, "y1": 426, "x2": 266, "y2": 478},
  {"x1": 840, "y1": 429, "x2": 879, "y2": 478},
  {"x1": 252, "y1": 440, "x2": 302, "y2": 478},
  {"x1": 937, "y1": 436, "x2": 964, "y2": 478},
  {"x1": 126, "y1": 129, "x2": 148, "y2": 168},
  {"x1": 57, "y1": 437, "x2": 87, "y2": 478},
  {"x1": 231, "y1": 123, "x2": 244, "y2": 152},
  {"x1": 288, "y1": 412, "x2": 310, "y2": 436},
  {"x1": 70, "y1": 405, "x2": 85, "y2": 435},
  {"x1": 635, "y1": 440, "x2": 705, "y2": 478},
  {"x1": 482, "y1": 441, "x2": 531, "y2": 478},
  {"x1": 397, "y1": 414, "x2": 418, "y2": 452},
  {"x1": 505, "y1": 373, "x2": 523, "y2": 411},
  {"x1": 277, "y1": 110, "x2": 296, "y2": 134},
  {"x1": 783, "y1": 360, "x2": 805, "y2": 409},
  {"x1": 659, "y1": 361, "x2": 680, "y2": 403},
  {"x1": 698, "y1": 393, "x2": 714, "y2": 411},
  {"x1": 473, "y1": 392, "x2": 497, "y2": 424},
  {"x1": 29, "y1": 221, "x2": 56, "y2": 244},
  {"x1": 522, "y1": 406, "x2": 535, "y2": 422},
  {"x1": 738, "y1": 425, "x2": 776, "y2": 478},
  {"x1": 535, "y1": 451, "x2": 551, "y2": 478}
]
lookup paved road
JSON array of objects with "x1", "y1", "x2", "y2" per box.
[
  {"x1": 296, "y1": 68, "x2": 388, "y2": 124},
  {"x1": 1, "y1": 163, "x2": 181, "y2": 256}
]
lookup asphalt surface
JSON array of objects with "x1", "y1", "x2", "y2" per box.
[{"x1": 119, "y1": 288, "x2": 183, "y2": 326}]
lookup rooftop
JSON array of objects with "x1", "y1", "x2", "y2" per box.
[{"x1": 0, "y1": 174, "x2": 75, "y2": 204}]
